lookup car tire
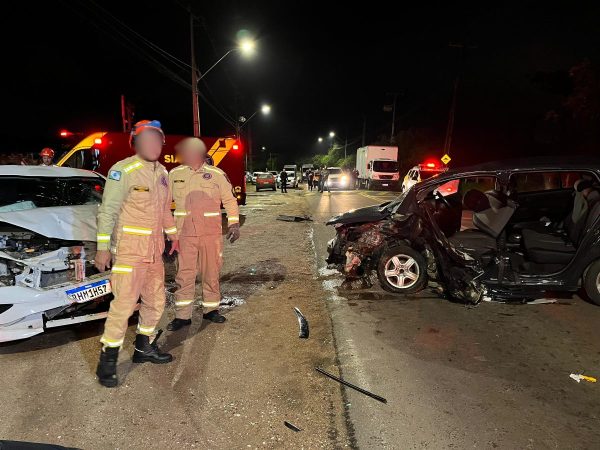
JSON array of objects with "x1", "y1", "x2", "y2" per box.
[
  {"x1": 377, "y1": 245, "x2": 427, "y2": 294},
  {"x1": 256, "y1": 187, "x2": 260, "y2": 192},
  {"x1": 583, "y1": 259, "x2": 600, "y2": 305}
]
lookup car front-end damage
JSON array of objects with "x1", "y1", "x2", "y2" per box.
[
  {"x1": 0, "y1": 205, "x2": 111, "y2": 342},
  {"x1": 325, "y1": 189, "x2": 486, "y2": 303}
]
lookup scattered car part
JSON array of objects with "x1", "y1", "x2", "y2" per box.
[
  {"x1": 284, "y1": 421, "x2": 302, "y2": 432},
  {"x1": 277, "y1": 214, "x2": 313, "y2": 222},
  {"x1": 293, "y1": 307, "x2": 309, "y2": 338},
  {"x1": 570, "y1": 373, "x2": 597, "y2": 383},
  {"x1": 315, "y1": 367, "x2": 387, "y2": 404}
]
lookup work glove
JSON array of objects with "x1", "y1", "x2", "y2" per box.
[{"x1": 226, "y1": 223, "x2": 240, "y2": 243}]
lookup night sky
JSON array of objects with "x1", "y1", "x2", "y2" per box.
[{"x1": 2, "y1": 1, "x2": 599, "y2": 165}]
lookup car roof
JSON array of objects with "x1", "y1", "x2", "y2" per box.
[
  {"x1": 416, "y1": 156, "x2": 600, "y2": 191},
  {"x1": 0, "y1": 165, "x2": 101, "y2": 178}
]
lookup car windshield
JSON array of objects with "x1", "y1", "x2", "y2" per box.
[
  {"x1": 258, "y1": 174, "x2": 273, "y2": 179},
  {"x1": 328, "y1": 168, "x2": 342, "y2": 174},
  {"x1": 373, "y1": 161, "x2": 398, "y2": 173},
  {"x1": 0, "y1": 176, "x2": 104, "y2": 211},
  {"x1": 420, "y1": 170, "x2": 442, "y2": 180}
]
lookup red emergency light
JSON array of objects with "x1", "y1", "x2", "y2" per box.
[
  {"x1": 426, "y1": 162, "x2": 436, "y2": 168},
  {"x1": 232, "y1": 141, "x2": 241, "y2": 151},
  {"x1": 94, "y1": 138, "x2": 103, "y2": 145},
  {"x1": 59, "y1": 129, "x2": 73, "y2": 138}
]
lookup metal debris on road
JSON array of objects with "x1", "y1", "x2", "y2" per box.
[
  {"x1": 570, "y1": 373, "x2": 597, "y2": 383},
  {"x1": 315, "y1": 367, "x2": 387, "y2": 404},
  {"x1": 527, "y1": 298, "x2": 558, "y2": 305},
  {"x1": 284, "y1": 421, "x2": 302, "y2": 432},
  {"x1": 293, "y1": 307, "x2": 309, "y2": 338},
  {"x1": 277, "y1": 214, "x2": 313, "y2": 222}
]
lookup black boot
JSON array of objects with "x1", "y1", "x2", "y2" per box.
[
  {"x1": 96, "y1": 347, "x2": 119, "y2": 388},
  {"x1": 167, "y1": 318, "x2": 191, "y2": 331},
  {"x1": 132, "y1": 330, "x2": 173, "y2": 364},
  {"x1": 203, "y1": 310, "x2": 227, "y2": 323}
]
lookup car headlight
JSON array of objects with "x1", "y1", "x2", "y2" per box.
[{"x1": 341, "y1": 175, "x2": 348, "y2": 183}]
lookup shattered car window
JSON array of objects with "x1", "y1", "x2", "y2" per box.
[{"x1": 0, "y1": 176, "x2": 104, "y2": 209}]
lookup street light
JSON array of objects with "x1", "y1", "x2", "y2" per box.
[
  {"x1": 261, "y1": 104, "x2": 271, "y2": 115},
  {"x1": 318, "y1": 137, "x2": 323, "y2": 143},
  {"x1": 197, "y1": 38, "x2": 257, "y2": 83},
  {"x1": 329, "y1": 131, "x2": 335, "y2": 138}
]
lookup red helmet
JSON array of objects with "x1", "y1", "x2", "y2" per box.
[{"x1": 40, "y1": 148, "x2": 55, "y2": 158}]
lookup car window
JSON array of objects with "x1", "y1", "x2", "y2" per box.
[
  {"x1": 510, "y1": 171, "x2": 594, "y2": 193},
  {"x1": 0, "y1": 176, "x2": 104, "y2": 209},
  {"x1": 62, "y1": 148, "x2": 94, "y2": 170},
  {"x1": 436, "y1": 176, "x2": 497, "y2": 197},
  {"x1": 328, "y1": 168, "x2": 342, "y2": 174}
]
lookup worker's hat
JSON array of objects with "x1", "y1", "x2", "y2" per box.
[
  {"x1": 129, "y1": 120, "x2": 165, "y2": 147},
  {"x1": 40, "y1": 148, "x2": 55, "y2": 158}
]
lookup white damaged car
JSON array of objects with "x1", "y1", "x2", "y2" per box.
[{"x1": 0, "y1": 165, "x2": 112, "y2": 342}]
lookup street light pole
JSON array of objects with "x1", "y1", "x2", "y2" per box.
[{"x1": 190, "y1": 11, "x2": 201, "y2": 137}]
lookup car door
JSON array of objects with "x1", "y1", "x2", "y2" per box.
[{"x1": 508, "y1": 171, "x2": 592, "y2": 223}]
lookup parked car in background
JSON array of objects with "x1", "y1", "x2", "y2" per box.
[
  {"x1": 256, "y1": 172, "x2": 276, "y2": 191},
  {"x1": 277, "y1": 167, "x2": 299, "y2": 189},
  {"x1": 251, "y1": 172, "x2": 262, "y2": 184},
  {"x1": 327, "y1": 158, "x2": 600, "y2": 305},
  {"x1": 0, "y1": 165, "x2": 112, "y2": 342}
]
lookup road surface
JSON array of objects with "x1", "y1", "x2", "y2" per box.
[{"x1": 1, "y1": 185, "x2": 600, "y2": 449}]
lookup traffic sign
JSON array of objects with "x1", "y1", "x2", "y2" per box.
[{"x1": 441, "y1": 154, "x2": 451, "y2": 165}]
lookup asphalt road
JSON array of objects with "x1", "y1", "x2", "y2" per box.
[
  {"x1": 2, "y1": 184, "x2": 600, "y2": 449},
  {"x1": 305, "y1": 186, "x2": 600, "y2": 449}
]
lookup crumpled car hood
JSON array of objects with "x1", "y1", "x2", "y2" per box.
[
  {"x1": 326, "y1": 204, "x2": 391, "y2": 225},
  {"x1": 0, "y1": 205, "x2": 98, "y2": 241}
]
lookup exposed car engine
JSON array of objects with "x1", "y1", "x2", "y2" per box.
[{"x1": 0, "y1": 224, "x2": 97, "y2": 288}]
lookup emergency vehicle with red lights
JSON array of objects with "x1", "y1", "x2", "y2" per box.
[
  {"x1": 401, "y1": 160, "x2": 449, "y2": 192},
  {"x1": 56, "y1": 132, "x2": 246, "y2": 204}
]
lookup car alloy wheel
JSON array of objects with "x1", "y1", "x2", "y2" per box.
[{"x1": 384, "y1": 254, "x2": 419, "y2": 289}]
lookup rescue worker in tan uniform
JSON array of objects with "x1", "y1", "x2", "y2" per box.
[
  {"x1": 94, "y1": 120, "x2": 180, "y2": 388},
  {"x1": 166, "y1": 137, "x2": 240, "y2": 331}
]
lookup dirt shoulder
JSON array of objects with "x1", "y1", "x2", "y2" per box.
[{"x1": 0, "y1": 190, "x2": 351, "y2": 449}]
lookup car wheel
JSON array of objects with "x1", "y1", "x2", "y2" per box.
[
  {"x1": 583, "y1": 260, "x2": 600, "y2": 305},
  {"x1": 366, "y1": 180, "x2": 371, "y2": 190},
  {"x1": 377, "y1": 245, "x2": 427, "y2": 294},
  {"x1": 256, "y1": 187, "x2": 260, "y2": 192}
]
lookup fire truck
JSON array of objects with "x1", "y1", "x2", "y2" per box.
[{"x1": 56, "y1": 132, "x2": 246, "y2": 204}]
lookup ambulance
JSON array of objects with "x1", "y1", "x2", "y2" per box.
[{"x1": 56, "y1": 132, "x2": 246, "y2": 204}]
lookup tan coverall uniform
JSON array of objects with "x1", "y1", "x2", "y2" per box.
[
  {"x1": 169, "y1": 164, "x2": 239, "y2": 319},
  {"x1": 97, "y1": 156, "x2": 178, "y2": 348}
]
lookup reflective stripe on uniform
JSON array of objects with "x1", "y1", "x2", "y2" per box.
[
  {"x1": 137, "y1": 324, "x2": 155, "y2": 335},
  {"x1": 100, "y1": 337, "x2": 124, "y2": 348},
  {"x1": 202, "y1": 301, "x2": 220, "y2": 308},
  {"x1": 111, "y1": 265, "x2": 133, "y2": 274},
  {"x1": 173, "y1": 210, "x2": 188, "y2": 216},
  {"x1": 96, "y1": 234, "x2": 111, "y2": 242},
  {"x1": 164, "y1": 226, "x2": 177, "y2": 235},
  {"x1": 227, "y1": 215, "x2": 239, "y2": 223},
  {"x1": 123, "y1": 161, "x2": 143, "y2": 173},
  {"x1": 203, "y1": 212, "x2": 220, "y2": 217},
  {"x1": 122, "y1": 226, "x2": 153, "y2": 235},
  {"x1": 175, "y1": 299, "x2": 194, "y2": 307}
]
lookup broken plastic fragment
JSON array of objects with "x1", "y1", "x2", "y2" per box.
[
  {"x1": 284, "y1": 421, "x2": 302, "y2": 432},
  {"x1": 570, "y1": 373, "x2": 597, "y2": 383},
  {"x1": 316, "y1": 367, "x2": 387, "y2": 403},
  {"x1": 293, "y1": 307, "x2": 309, "y2": 339},
  {"x1": 277, "y1": 215, "x2": 313, "y2": 222}
]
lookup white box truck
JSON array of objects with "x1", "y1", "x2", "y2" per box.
[{"x1": 355, "y1": 146, "x2": 399, "y2": 190}]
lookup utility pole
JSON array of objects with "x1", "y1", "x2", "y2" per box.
[
  {"x1": 362, "y1": 115, "x2": 366, "y2": 147},
  {"x1": 190, "y1": 10, "x2": 201, "y2": 137},
  {"x1": 120, "y1": 95, "x2": 127, "y2": 133},
  {"x1": 386, "y1": 92, "x2": 399, "y2": 143},
  {"x1": 443, "y1": 42, "x2": 476, "y2": 156}
]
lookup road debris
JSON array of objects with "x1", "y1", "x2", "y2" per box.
[
  {"x1": 293, "y1": 307, "x2": 309, "y2": 338},
  {"x1": 527, "y1": 298, "x2": 558, "y2": 305},
  {"x1": 277, "y1": 214, "x2": 313, "y2": 222},
  {"x1": 284, "y1": 421, "x2": 302, "y2": 432},
  {"x1": 316, "y1": 367, "x2": 387, "y2": 403},
  {"x1": 570, "y1": 373, "x2": 597, "y2": 383}
]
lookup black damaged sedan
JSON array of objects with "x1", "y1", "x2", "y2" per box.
[{"x1": 326, "y1": 158, "x2": 600, "y2": 304}]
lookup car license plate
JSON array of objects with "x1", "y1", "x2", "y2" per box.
[
  {"x1": 382, "y1": 183, "x2": 389, "y2": 187},
  {"x1": 65, "y1": 279, "x2": 111, "y2": 303}
]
